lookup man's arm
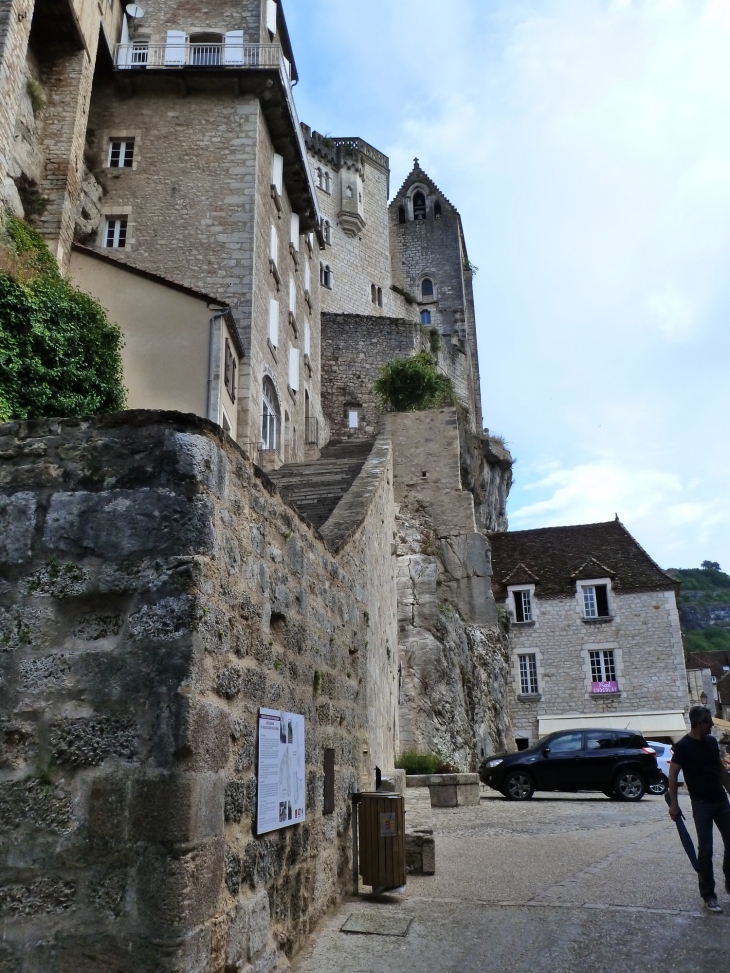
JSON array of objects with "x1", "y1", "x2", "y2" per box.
[
  {"x1": 719, "y1": 758, "x2": 730, "y2": 796},
  {"x1": 668, "y1": 761, "x2": 682, "y2": 821}
]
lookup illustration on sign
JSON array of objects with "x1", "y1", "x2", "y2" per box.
[
  {"x1": 256, "y1": 708, "x2": 305, "y2": 835},
  {"x1": 591, "y1": 681, "x2": 619, "y2": 694},
  {"x1": 379, "y1": 812, "x2": 396, "y2": 837}
]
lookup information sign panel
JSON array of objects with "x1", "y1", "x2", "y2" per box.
[{"x1": 256, "y1": 708, "x2": 305, "y2": 835}]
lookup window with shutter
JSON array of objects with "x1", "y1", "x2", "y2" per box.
[
  {"x1": 266, "y1": 0, "x2": 277, "y2": 36},
  {"x1": 289, "y1": 347, "x2": 300, "y2": 392},
  {"x1": 289, "y1": 278, "x2": 296, "y2": 313},
  {"x1": 304, "y1": 321, "x2": 311, "y2": 357},
  {"x1": 304, "y1": 262, "x2": 311, "y2": 294},
  {"x1": 269, "y1": 225, "x2": 278, "y2": 266},
  {"x1": 290, "y1": 213, "x2": 299, "y2": 250},
  {"x1": 224, "y1": 339, "x2": 236, "y2": 403},
  {"x1": 223, "y1": 30, "x2": 244, "y2": 65},
  {"x1": 272, "y1": 153, "x2": 283, "y2": 195},
  {"x1": 268, "y1": 299, "x2": 279, "y2": 348},
  {"x1": 164, "y1": 30, "x2": 187, "y2": 66}
]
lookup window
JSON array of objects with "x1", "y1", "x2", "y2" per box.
[
  {"x1": 413, "y1": 191, "x2": 426, "y2": 220},
  {"x1": 585, "y1": 731, "x2": 614, "y2": 751},
  {"x1": 224, "y1": 338, "x2": 236, "y2": 403},
  {"x1": 304, "y1": 320, "x2": 311, "y2": 357},
  {"x1": 549, "y1": 732, "x2": 583, "y2": 753},
  {"x1": 289, "y1": 277, "x2": 296, "y2": 315},
  {"x1": 590, "y1": 649, "x2": 617, "y2": 685},
  {"x1": 268, "y1": 298, "x2": 279, "y2": 347},
  {"x1": 398, "y1": 205, "x2": 406, "y2": 224},
  {"x1": 518, "y1": 654, "x2": 538, "y2": 695},
  {"x1": 261, "y1": 376, "x2": 280, "y2": 451},
  {"x1": 513, "y1": 589, "x2": 532, "y2": 623},
  {"x1": 324, "y1": 171, "x2": 331, "y2": 193},
  {"x1": 582, "y1": 584, "x2": 610, "y2": 618},
  {"x1": 316, "y1": 167, "x2": 323, "y2": 188},
  {"x1": 420, "y1": 310, "x2": 431, "y2": 325},
  {"x1": 266, "y1": 0, "x2": 277, "y2": 37},
  {"x1": 348, "y1": 409, "x2": 359, "y2": 429},
  {"x1": 323, "y1": 220, "x2": 332, "y2": 244},
  {"x1": 320, "y1": 263, "x2": 332, "y2": 288},
  {"x1": 288, "y1": 347, "x2": 300, "y2": 392},
  {"x1": 104, "y1": 217, "x2": 127, "y2": 248},
  {"x1": 377, "y1": 287, "x2": 382, "y2": 308},
  {"x1": 130, "y1": 41, "x2": 149, "y2": 66},
  {"x1": 290, "y1": 213, "x2": 299, "y2": 250},
  {"x1": 371, "y1": 284, "x2": 377, "y2": 304},
  {"x1": 434, "y1": 201, "x2": 442, "y2": 219},
  {"x1": 189, "y1": 33, "x2": 222, "y2": 65},
  {"x1": 421, "y1": 277, "x2": 434, "y2": 299},
  {"x1": 304, "y1": 261, "x2": 311, "y2": 294},
  {"x1": 269, "y1": 224, "x2": 278, "y2": 266},
  {"x1": 272, "y1": 153, "x2": 284, "y2": 195},
  {"x1": 108, "y1": 139, "x2": 134, "y2": 168}
]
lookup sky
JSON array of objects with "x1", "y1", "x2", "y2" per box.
[{"x1": 285, "y1": 0, "x2": 730, "y2": 572}]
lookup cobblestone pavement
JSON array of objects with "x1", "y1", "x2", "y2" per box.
[{"x1": 292, "y1": 788, "x2": 729, "y2": 973}]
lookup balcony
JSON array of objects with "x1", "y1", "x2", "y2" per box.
[{"x1": 114, "y1": 41, "x2": 292, "y2": 76}]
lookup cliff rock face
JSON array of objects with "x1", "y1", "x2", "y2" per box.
[
  {"x1": 460, "y1": 427, "x2": 513, "y2": 534},
  {"x1": 385, "y1": 410, "x2": 514, "y2": 770}
]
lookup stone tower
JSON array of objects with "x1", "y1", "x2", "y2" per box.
[{"x1": 389, "y1": 160, "x2": 483, "y2": 431}]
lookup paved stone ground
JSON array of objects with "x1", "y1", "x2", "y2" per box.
[{"x1": 292, "y1": 787, "x2": 730, "y2": 973}]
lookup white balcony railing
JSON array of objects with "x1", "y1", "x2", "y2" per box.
[{"x1": 114, "y1": 41, "x2": 291, "y2": 78}]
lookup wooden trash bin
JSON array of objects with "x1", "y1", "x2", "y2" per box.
[{"x1": 358, "y1": 792, "x2": 406, "y2": 891}]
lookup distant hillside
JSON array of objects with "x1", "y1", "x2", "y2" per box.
[{"x1": 666, "y1": 563, "x2": 730, "y2": 655}]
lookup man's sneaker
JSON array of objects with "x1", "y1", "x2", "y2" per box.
[{"x1": 703, "y1": 896, "x2": 723, "y2": 913}]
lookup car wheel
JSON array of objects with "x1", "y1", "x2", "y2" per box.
[
  {"x1": 614, "y1": 769, "x2": 646, "y2": 802},
  {"x1": 648, "y1": 774, "x2": 668, "y2": 796},
  {"x1": 502, "y1": 771, "x2": 534, "y2": 801}
]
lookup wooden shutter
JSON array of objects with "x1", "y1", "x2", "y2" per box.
[
  {"x1": 289, "y1": 347, "x2": 299, "y2": 391},
  {"x1": 223, "y1": 30, "x2": 244, "y2": 65},
  {"x1": 269, "y1": 299, "x2": 279, "y2": 347},
  {"x1": 269, "y1": 224, "x2": 278, "y2": 265},
  {"x1": 164, "y1": 30, "x2": 186, "y2": 65},
  {"x1": 290, "y1": 213, "x2": 299, "y2": 250},
  {"x1": 304, "y1": 321, "x2": 311, "y2": 357},
  {"x1": 266, "y1": 0, "x2": 277, "y2": 36},
  {"x1": 272, "y1": 153, "x2": 283, "y2": 194},
  {"x1": 304, "y1": 261, "x2": 310, "y2": 293},
  {"x1": 289, "y1": 278, "x2": 296, "y2": 313}
]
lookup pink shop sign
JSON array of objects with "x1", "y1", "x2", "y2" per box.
[{"x1": 592, "y1": 680, "x2": 619, "y2": 694}]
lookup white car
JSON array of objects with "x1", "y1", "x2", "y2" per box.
[{"x1": 645, "y1": 740, "x2": 683, "y2": 794}]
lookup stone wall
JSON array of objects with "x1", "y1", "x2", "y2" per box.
[
  {"x1": 0, "y1": 0, "x2": 34, "y2": 213},
  {"x1": 0, "y1": 410, "x2": 397, "y2": 972},
  {"x1": 384, "y1": 410, "x2": 514, "y2": 768},
  {"x1": 507, "y1": 588, "x2": 689, "y2": 744}
]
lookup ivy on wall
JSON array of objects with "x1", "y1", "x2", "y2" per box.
[
  {"x1": 0, "y1": 215, "x2": 126, "y2": 422},
  {"x1": 373, "y1": 351, "x2": 454, "y2": 413}
]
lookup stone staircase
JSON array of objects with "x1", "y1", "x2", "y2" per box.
[{"x1": 267, "y1": 439, "x2": 376, "y2": 530}]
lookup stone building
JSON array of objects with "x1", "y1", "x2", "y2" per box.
[{"x1": 490, "y1": 520, "x2": 690, "y2": 746}]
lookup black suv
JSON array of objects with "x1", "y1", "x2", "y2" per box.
[{"x1": 479, "y1": 729, "x2": 660, "y2": 801}]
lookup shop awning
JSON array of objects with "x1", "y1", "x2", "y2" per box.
[{"x1": 538, "y1": 710, "x2": 688, "y2": 742}]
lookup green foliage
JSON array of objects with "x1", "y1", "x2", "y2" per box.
[
  {"x1": 683, "y1": 629, "x2": 730, "y2": 655},
  {"x1": 395, "y1": 749, "x2": 457, "y2": 775},
  {"x1": 428, "y1": 327, "x2": 440, "y2": 355},
  {"x1": 373, "y1": 352, "x2": 454, "y2": 413},
  {"x1": 26, "y1": 79, "x2": 46, "y2": 115},
  {"x1": 0, "y1": 215, "x2": 126, "y2": 422},
  {"x1": 668, "y1": 565, "x2": 730, "y2": 596}
]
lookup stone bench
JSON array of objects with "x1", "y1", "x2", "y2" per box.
[{"x1": 406, "y1": 773, "x2": 480, "y2": 808}]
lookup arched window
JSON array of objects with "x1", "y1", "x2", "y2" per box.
[
  {"x1": 316, "y1": 167, "x2": 323, "y2": 188},
  {"x1": 421, "y1": 277, "x2": 434, "y2": 299},
  {"x1": 323, "y1": 220, "x2": 332, "y2": 245},
  {"x1": 420, "y1": 309, "x2": 431, "y2": 325},
  {"x1": 320, "y1": 263, "x2": 332, "y2": 288},
  {"x1": 189, "y1": 33, "x2": 223, "y2": 65},
  {"x1": 261, "y1": 376, "x2": 280, "y2": 452},
  {"x1": 413, "y1": 191, "x2": 427, "y2": 220},
  {"x1": 398, "y1": 205, "x2": 406, "y2": 224},
  {"x1": 434, "y1": 201, "x2": 442, "y2": 219},
  {"x1": 371, "y1": 284, "x2": 377, "y2": 304},
  {"x1": 324, "y1": 171, "x2": 331, "y2": 193}
]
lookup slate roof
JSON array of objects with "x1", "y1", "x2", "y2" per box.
[
  {"x1": 716, "y1": 671, "x2": 730, "y2": 705},
  {"x1": 488, "y1": 520, "x2": 678, "y2": 598},
  {"x1": 685, "y1": 652, "x2": 730, "y2": 678}
]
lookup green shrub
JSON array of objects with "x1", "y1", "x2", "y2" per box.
[
  {"x1": 373, "y1": 352, "x2": 454, "y2": 413},
  {"x1": 395, "y1": 749, "x2": 457, "y2": 775},
  {"x1": 26, "y1": 79, "x2": 46, "y2": 115},
  {"x1": 0, "y1": 215, "x2": 126, "y2": 422}
]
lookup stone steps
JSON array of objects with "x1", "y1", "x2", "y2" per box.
[{"x1": 268, "y1": 439, "x2": 376, "y2": 530}]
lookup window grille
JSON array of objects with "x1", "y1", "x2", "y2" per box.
[
  {"x1": 104, "y1": 217, "x2": 127, "y2": 248},
  {"x1": 589, "y1": 650, "x2": 616, "y2": 683},
  {"x1": 108, "y1": 139, "x2": 134, "y2": 168},
  {"x1": 519, "y1": 654, "x2": 539, "y2": 695}
]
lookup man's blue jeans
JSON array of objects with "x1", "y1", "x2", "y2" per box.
[{"x1": 691, "y1": 795, "x2": 730, "y2": 899}]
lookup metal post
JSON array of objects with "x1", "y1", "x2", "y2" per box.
[{"x1": 351, "y1": 787, "x2": 360, "y2": 896}]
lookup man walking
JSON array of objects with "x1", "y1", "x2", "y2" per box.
[{"x1": 668, "y1": 705, "x2": 730, "y2": 913}]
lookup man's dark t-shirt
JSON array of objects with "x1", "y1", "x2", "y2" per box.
[{"x1": 671, "y1": 734, "x2": 726, "y2": 802}]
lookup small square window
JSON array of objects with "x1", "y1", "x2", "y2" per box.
[
  {"x1": 348, "y1": 409, "x2": 359, "y2": 429},
  {"x1": 104, "y1": 217, "x2": 128, "y2": 248},
  {"x1": 108, "y1": 139, "x2": 134, "y2": 168}
]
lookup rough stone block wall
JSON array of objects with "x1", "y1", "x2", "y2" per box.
[
  {"x1": 117, "y1": 0, "x2": 262, "y2": 43},
  {"x1": 0, "y1": 0, "x2": 33, "y2": 200},
  {"x1": 320, "y1": 312, "x2": 428, "y2": 439},
  {"x1": 384, "y1": 410, "x2": 514, "y2": 768},
  {"x1": 0, "y1": 410, "x2": 396, "y2": 972},
  {"x1": 507, "y1": 589, "x2": 689, "y2": 743}
]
